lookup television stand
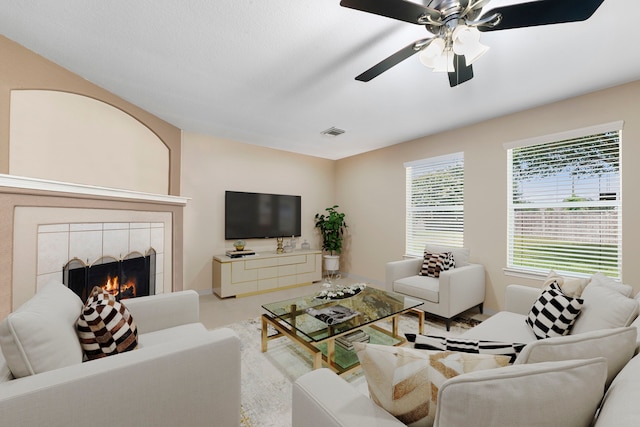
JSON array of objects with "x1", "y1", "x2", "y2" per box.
[{"x1": 212, "y1": 250, "x2": 322, "y2": 298}]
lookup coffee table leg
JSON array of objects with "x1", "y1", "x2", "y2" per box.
[
  {"x1": 261, "y1": 315, "x2": 268, "y2": 352},
  {"x1": 392, "y1": 315, "x2": 399, "y2": 337},
  {"x1": 326, "y1": 339, "x2": 335, "y2": 369}
]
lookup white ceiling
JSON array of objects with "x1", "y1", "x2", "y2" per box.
[{"x1": 2, "y1": 0, "x2": 638, "y2": 160}]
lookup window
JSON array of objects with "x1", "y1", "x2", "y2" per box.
[
  {"x1": 405, "y1": 152, "x2": 464, "y2": 257},
  {"x1": 506, "y1": 122, "x2": 622, "y2": 277}
]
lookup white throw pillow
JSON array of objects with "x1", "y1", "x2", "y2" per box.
[
  {"x1": 514, "y1": 326, "x2": 636, "y2": 388},
  {"x1": 424, "y1": 244, "x2": 470, "y2": 267},
  {"x1": 0, "y1": 282, "x2": 84, "y2": 378},
  {"x1": 542, "y1": 269, "x2": 589, "y2": 298},
  {"x1": 434, "y1": 358, "x2": 607, "y2": 427},
  {"x1": 570, "y1": 284, "x2": 638, "y2": 335},
  {"x1": 589, "y1": 272, "x2": 633, "y2": 297}
]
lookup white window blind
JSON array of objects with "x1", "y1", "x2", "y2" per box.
[
  {"x1": 507, "y1": 127, "x2": 622, "y2": 277},
  {"x1": 405, "y1": 152, "x2": 464, "y2": 257}
]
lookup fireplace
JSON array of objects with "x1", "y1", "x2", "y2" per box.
[{"x1": 63, "y1": 249, "x2": 156, "y2": 302}]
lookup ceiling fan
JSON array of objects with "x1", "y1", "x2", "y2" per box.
[{"x1": 340, "y1": 0, "x2": 605, "y2": 87}]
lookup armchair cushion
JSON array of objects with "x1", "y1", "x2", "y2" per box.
[
  {"x1": 76, "y1": 287, "x2": 138, "y2": 360},
  {"x1": 0, "y1": 282, "x2": 84, "y2": 378},
  {"x1": 394, "y1": 275, "x2": 440, "y2": 303},
  {"x1": 354, "y1": 342, "x2": 509, "y2": 427},
  {"x1": 419, "y1": 251, "x2": 454, "y2": 278},
  {"x1": 526, "y1": 282, "x2": 583, "y2": 339}
]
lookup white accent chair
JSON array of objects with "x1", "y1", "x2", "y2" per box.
[
  {"x1": 0, "y1": 283, "x2": 241, "y2": 427},
  {"x1": 385, "y1": 244, "x2": 485, "y2": 330}
]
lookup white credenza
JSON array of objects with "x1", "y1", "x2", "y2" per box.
[{"x1": 212, "y1": 250, "x2": 322, "y2": 298}]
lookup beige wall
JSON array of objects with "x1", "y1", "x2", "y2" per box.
[
  {"x1": 336, "y1": 80, "x2": 640, "y2": 312},
  {"x1": 180, "y1": 132, "x2": 335, "y2": 292},
  {"x1": 0, "y1": 35, "x2": 182, "y2": 195}
]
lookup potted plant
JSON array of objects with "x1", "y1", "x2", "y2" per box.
[{"x1": 314, "y1": 205, "x2": 347, "y2": 271}]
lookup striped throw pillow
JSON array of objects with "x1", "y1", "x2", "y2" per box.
[
  {"x1": 419, "y1": 251, "x2": 455, "y2": 278},
  {"x1": 405, "y1": 334, "x2": 526, "y2": 363},
  {"x1": 76, "y1": 287, "x2": 138, "y2": 360},
  {"x1": 526, "y1": 281, "x2": 583, "y2": 339}
]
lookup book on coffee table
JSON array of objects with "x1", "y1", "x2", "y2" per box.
[{"x1": 305, "y1": 305, "x2": 360, "y2": 325}]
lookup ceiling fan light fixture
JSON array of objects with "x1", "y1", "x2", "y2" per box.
[
  {"x1": 452, "y1": 25, "x2": 489, "y2": 65},
  {"x1": 419, "y1": 38, "x2": 454, "y2": 72}
]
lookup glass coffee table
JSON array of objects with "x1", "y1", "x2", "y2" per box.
[{"x1": 261, "y1": 285, "x2": 424, "y2": 376}]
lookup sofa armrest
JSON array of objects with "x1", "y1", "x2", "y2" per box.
[
  {"x1": 292, "y1": 369, "x2": 404, "y2": 427},
  {"x1": 122, "y1": 290, "x2": 200, "y2": 334},
  {"x1": 438, "y1": 264, "x2": 485, "y2": 314},
  {"x1": 504, "y1": 284, "x2": 542, "y2": 315},
  {"x1": 0, "y1": 327, "x2": 240, "y2": 427},
  {"x1": 385, "y1": 258, "x2": 423, "y2": 292}
]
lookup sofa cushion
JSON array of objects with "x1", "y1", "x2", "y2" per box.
[
  {"x1": 405, "y1": 334, "x2": 526, "y2": 363},
  {"x1": 76, "y1": 287, "x2": 138, "y2": 360},
  {"x1": 595, "y1": 354, "x2": 640, "y2": 427},
  {"x1": 419, "y1": 251, "x2": 454, "y2": 278},
  {"x1": 515, "y1": 326, "x2": 636, "y2": 388},
  {"x1": 526, "y1": 282, "x2": 583, "y2": 339},
  {"x1": 570, "y1": 283, "x2": 638, "y2": 335},
  {"x1": 434, "y1": 358, "x2": 607, "y2": 427},
  {"x1": 462, "y1": 311, "x2": 537, "y2": 344},
  {"x1": 542, "y1": 270, "x2": 589, "y2": 298},
  {"x1": 354, "y1": 342, "x2": 509, "y2": 427},
  {"x1": 393, "y1": 275, "x2": 439, "y2": 303},
  {"x1": 0, "y1": 282, "x2": 84, "y2": 378},
  {"x1": 424, "y1": 244, "x2": 470, "y2": 267}
]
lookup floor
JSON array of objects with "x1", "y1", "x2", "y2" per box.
[{"x1": 198, "y1": 280, "x2": 330, "y2": 329}]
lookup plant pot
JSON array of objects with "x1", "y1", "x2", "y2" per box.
[{"x1": 323, "y1": 255, "x2": 340, "y2": 272}]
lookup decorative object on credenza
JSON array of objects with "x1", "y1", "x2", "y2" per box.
[
  {"x1": 233, "y1": 240, "x2": 246, "y2": 251},
  {"x1": 314, "y1": 205, "x2": 347, "y2": 272},
  {"x1": 276, "y1": 237, "x2": 284, "y2": 254},
  {"x1": 301, "y1": 239, "x2": 311, "y2": 251}
]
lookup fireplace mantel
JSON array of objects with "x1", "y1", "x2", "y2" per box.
[
  {"x1": 0, "y1": 174, "x2": 187, "y2": 320},
  {"x1": 0, "y1": 174, "x2": 189, "y2": 205}
]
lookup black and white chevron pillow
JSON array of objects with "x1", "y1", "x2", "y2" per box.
[
  {"x1": 526, "y1": 281, "x2": 583, "y2": 339},
  {"x1": 419, "y1": 251, "x2": 455, "y2": 278},
  {"x1": 405, "y1": 334, "x2": 526, "y2": 363}
]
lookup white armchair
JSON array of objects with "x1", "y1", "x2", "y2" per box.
[
  {"x1": 0, "y1": 283, "x2": 241, "y2": 427},
  {"x1": 385, "y1": 244, "x2": 485, "y2": 330}
]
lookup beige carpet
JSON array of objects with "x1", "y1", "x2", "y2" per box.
[{"x1": 223, "y1": 313, "x2": 481, "y2": 427}]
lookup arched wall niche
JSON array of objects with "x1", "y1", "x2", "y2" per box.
[{"x1": 9, "y1": 90, "x2": 170, "y2": 195}]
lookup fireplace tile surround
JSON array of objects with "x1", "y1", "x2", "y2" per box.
[{"x1": 37, "y1": 221, "x2": 165, "y2": 297}]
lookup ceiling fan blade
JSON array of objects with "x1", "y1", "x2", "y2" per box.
[
  {"x1": 448, "y1": 54, "x2": 473, "y2": 87},
  {"x1": 340, "y1": 0, "x2": 440, "y2": 25},
  {"x1": 478, "y1": 0, "x2": 605, "y2": 32},
  {"x1": 355, "y1": 42, "x2": 421, "y2": 82}
]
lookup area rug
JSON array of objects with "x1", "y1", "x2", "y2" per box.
[{"x1": 222, "y1": 313, "x2": 481, "y2": 427}]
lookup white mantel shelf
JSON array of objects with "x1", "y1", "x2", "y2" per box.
[{"x1": 0, "y1": 174, "x2": 190, "y2": 206}]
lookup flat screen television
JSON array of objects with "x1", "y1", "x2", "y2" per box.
[{"x1": 225, "y1": 191, "x2": 302, "y2": 240}]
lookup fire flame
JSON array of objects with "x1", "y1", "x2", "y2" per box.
[{"x1": 101, "y1": 275, "x2": 136, "y2": 298}]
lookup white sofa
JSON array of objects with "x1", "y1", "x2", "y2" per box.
[
  {"x1": 386, "y1": 245, "x2": 485, "y2": 331},
  {"x1": 0, "y1": 283, "x2": 241, "y2": 427},
  {"x1": 292, "y1": 280, "x2": 640, "y2": 427}
]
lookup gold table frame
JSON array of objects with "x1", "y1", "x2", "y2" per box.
[{"x1": 261, "y1": 300, "x2": 424, "y2": 376}]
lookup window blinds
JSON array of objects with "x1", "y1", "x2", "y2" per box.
[
  {"x1": 507, "y1": 128, "x2": 621, "y2": 277},
  {"x1": 405, "y1": 152, "x2": 464, "y2": 257}
]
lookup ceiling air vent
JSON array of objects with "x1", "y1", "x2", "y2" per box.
[{"x1": 321, "y1": 127, "x2": 345, "y2": 137}]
